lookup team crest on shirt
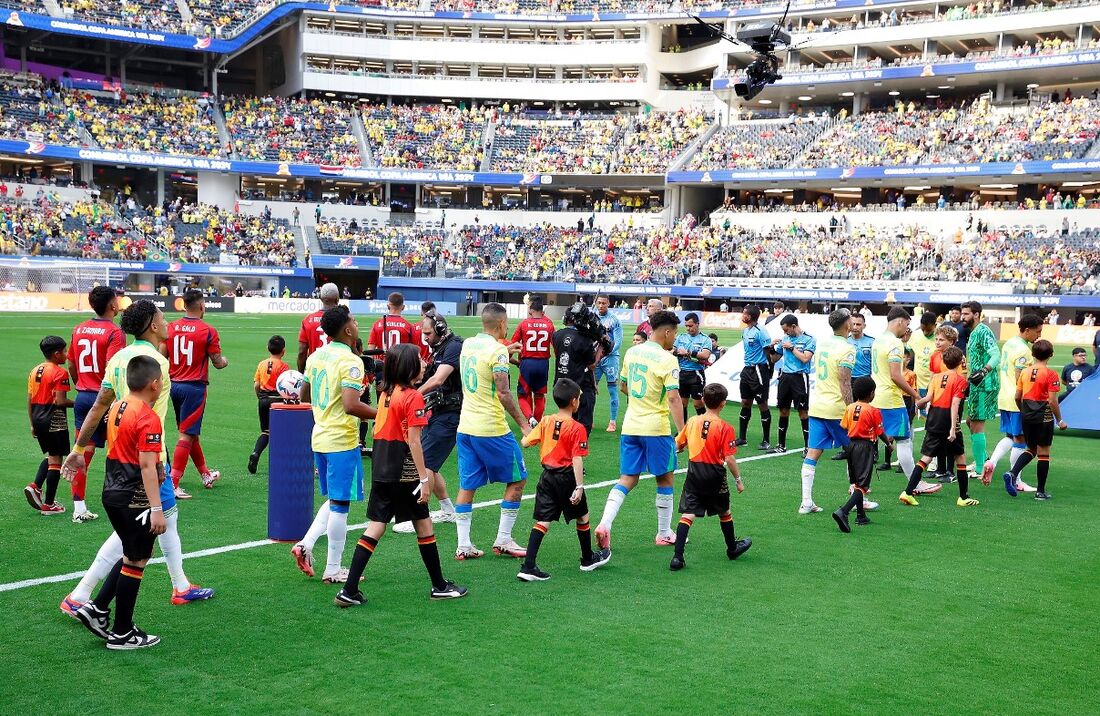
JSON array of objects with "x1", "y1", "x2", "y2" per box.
[
  {"x1": 349, "y1": 366, "x2": 363, "y2": 379},
  {"x1": 670, "y1": 368, "x2": 680, "y2": 380},
  {"x1": 579, "y1": 441, "x2": 588, "y2": 450},
  {"x1": 146, "y1": 433, "x2": 162, "y2": 444},
  {"x1": 415, "y1": 408, "x2": 426, "y2": 418}
]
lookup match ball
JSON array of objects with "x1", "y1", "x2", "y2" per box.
[{"x1": 276, "y1": 370, "x2": 305, "y2": 401}]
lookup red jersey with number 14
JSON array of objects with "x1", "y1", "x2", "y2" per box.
[
  {"x1": 69, "y1": 318, "x2": 125, "y2": 391},
  {"x1": 511, "y1": 316, "x2": 555, "y2": 359},
  {"x1": 167, "y1": 317, "x2": 221, "y2": 383},
  {"x1": 369, "y1": 315, "x2": 414, "y2": 352},
  {"x1": 299, "y1": 309, "x2": 328, "y2": 355}
]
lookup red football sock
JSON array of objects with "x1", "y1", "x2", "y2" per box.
[
  {"x1": 519, "y1": 394, "x2": 533, "y2": 421},
  {"x1": 172, "y1": 439, "x2": 192, "y2": 487},
  {"x1": 190, "y1": 436, "x2": 208, "y2": 474},
  {"x1": 70, "y1": 447, "x2": 95, "y2": 501},
  {"x1": 534, "y1": 395, "x2": 546, "y2": 421}
]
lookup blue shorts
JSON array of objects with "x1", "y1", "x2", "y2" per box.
[
  {"x1": 456, "y1": 433, "x2": 528, "y2": 490},
  {"x1": 880, "y1": 407, "x2": 911, "y2": 439},
  {"x1": 518, "y1": 358, "x2": 550, "y2": 396},
  {"x1": 620, "y1": 434, "x2": 676, "y2": 477},
  {"x1": 422, "y1": 410, "x2": 459, "y2": 472},
  {"x1": 314, "y1": 448, "x2": 365, "y2": 503},
  {"x1": 159, "y1": 476, "x2": 176, "y2": 512},
  {"x1": 1000, "y1": 410, "x2": 1024, "y2": 437},
  {"x1": 74, "y1": 390, "x2": 106, "y2": 448},
  {"x1": 808, "y1": 417, "x2": 850, "y2": 450},
  {"x1": 595, "y1": 356, "x2": 620, "y2": 384},
  {"x1": 171, "y1": 381, "x2": 208, "y2": 436}
]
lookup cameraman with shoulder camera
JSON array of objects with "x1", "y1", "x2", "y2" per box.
[{"x1": 553, "y1": 302, "x2": 606, "y2": 437}]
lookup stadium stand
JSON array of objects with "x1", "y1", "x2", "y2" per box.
[
  {"x1": 362, "y1": 104, "x2": 489, "y2": 171},
  {"x1": 222, "y1": 96, "x2": 362, "y2": 166}
]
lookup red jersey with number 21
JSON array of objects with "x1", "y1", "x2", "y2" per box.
[
  {"x1": 511, "y1": 317, "x2": 555, "y2": 359},
  {"x1": 69, "y1": 318, "x2": 125, "y2": 391},
  {"x1": 167, "y1": 317, "x2": 221, "y2": 383}
]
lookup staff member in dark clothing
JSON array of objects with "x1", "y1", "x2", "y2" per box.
[{"x1": 553, "y1": 303, "x2": 602, "y2": 436}]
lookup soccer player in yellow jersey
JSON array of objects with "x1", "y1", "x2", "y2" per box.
[
  {"x1": 454, "y1": 303, "x2": 533, "y2": 561},
  {"x1": 908, "y1": 312, "x2": 938, "y2": 408},
  {"x1": 595, "y1": 310, "x2": 685, "y2": 550},
  {"x1": 292, "y1": 306, "x2": 378, "y2": 584},
  {"x1": 61, "y1": 299, "x2": 213, "y2": 618},
  {"x1": 983, "y1": 313, "x2": 1044, "y2": 490},
  {"x1": 801, "y1": 309, "x2": 856, "y2": 514},
  {"x1": 868, "y1": 307, "x2": 923, "y2": 505}
]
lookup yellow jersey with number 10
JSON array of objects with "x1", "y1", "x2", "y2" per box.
[
  {"x1": 621, "y1": 342, "x2": 680, "y2": 436},
  {"x1": 457, "y1": 333, "x2": 511, "y2": 437},
  {"x1": 809, "y1": 335, "x2": 856, "y2": 420},
  {"x1": 304, "y1": 342, "x2": 365, "y2": 453}
]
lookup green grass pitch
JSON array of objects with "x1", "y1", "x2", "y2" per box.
[{"x1": 2, "y1": 312, "x2": 1098, "y2": 714}]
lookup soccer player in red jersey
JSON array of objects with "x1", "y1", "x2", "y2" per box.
[
  {"x1": 297, "y1": 283, "x2": 340, "y2": 372},
  {"x1": 1004, "y1": 340, "x2": 1067, "y2": 500},
  {"x1": 367, "y1": 292, "x2": 415, "y2": 356},
  {"x1": 73, "y1": 354, "x2": 167, "y2": 650},
  {"x1": 67, "y1": 286, "x2": 124, "y2": 522},
  {"x1": 411, "y1": 301, "x2": 436, "y2": 362},
  {"x1": 165, "y1": 290, "x2": 228, "y2": 497},
  {"x1": 26, "y1": 335, "x2": 73, "y2": 515},
  {"x1": 635, "y1": 298, "x2": 664, "y2": 338},
  {"x1": 248, "y1": 335, "x2": 290, "y2": 474},
  {"x1": 510, "y1": 296, "x2": 556, "y2": 425}
]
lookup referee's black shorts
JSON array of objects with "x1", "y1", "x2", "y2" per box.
[
  {"x1": 739, "y1": 363, "x2": 771, "y2": 403},
  {"x1": 678, "y1": 369, "x2": 706, "y2": 401},
  {"x1": 776, "y1": 372, "x2": 810, "y2": 411}
]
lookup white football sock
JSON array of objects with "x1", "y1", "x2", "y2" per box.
[
  {"x1": 324, "y1": 509, "x2": 348, "y2": 576},
  {"x1": 456, "y1": 507, "x2": 472, "y2": 548},
  {"x1": 71, "y1": 532, "x2": 123, "y2": 602},
  {"x1": 496, "y1": 501, "x2": 520, "y2": 543},
  {"x1": 800, "y1": 461, "x2": 817, "y2": 504},
  {"x1": 655, "y1": 488, "x2": 674, "y2": 535},
  {"x1": 897, "y1": 439, "x2": 915, "y2": 478},
  {"x1": 438, "y1": 498, "x2": 455, "y2": 513},
  {"x1": 300, "y1": 500, "x2": 330, "y2": 550},
  {"x1": 158, "y1": 509, "x2": 191, "y2": 591},
  {"x1": 989, "y1": 437, "x2": 1013, "y2": 467},
  {"x1": 73, "y1": 499, "x2": 87, "y2": 514},
  {"x1": 1010, "y1": 444, "x2": 1026, "y2": 468},
  {"x1": 599, "y1": 484, "x2": 629, "y2": 529}
]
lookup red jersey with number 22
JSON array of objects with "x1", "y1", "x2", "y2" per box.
[
  {"x1": 69, "y1": 318, "x2": 125, "y2": 391},
  {"x1": 167, "y1": 317, "x2": 221, "y2": 383},
  {"x1": 511, "y1": 317, "x2": 555, "y2": 360}
]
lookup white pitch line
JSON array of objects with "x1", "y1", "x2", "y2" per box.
[{"x1": 0, "y1": 432, "x2": 924, "y2": 594}]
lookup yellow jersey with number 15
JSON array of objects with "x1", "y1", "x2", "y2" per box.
[
  {"x1": 809, "y1": 335, "x2": 856, "y2": 420},
  {"x1": 871, "y1": 331, "x2": 906, "y2": 410},
  {"x1": 304, "y1": 341, "x2": 365, "y2": 453},
  {"x1": 621, "y1": 342, "x2": 680, "y2": 436},
  {"x1": 458, "y1": 333, "x2": 511, "y2": 437}
]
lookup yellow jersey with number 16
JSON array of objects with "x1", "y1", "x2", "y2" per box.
[
  {"x1": 621, "y1": 342, "x2": 680, "y2": 437},
  {"x1": 304, "y1": 342, "x2": 365, "y2": 453},
  {"x1": 809, "y1": 335, "x2": 856, "y2": 420},
  {"x1": 458, "y1": 333, "x2": 511, "y2": 437}
]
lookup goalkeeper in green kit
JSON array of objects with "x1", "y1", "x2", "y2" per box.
[{"x1": 961, "y1": 301, "x2": 1000, "y2": 481}]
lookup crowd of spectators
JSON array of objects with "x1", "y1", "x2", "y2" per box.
[
  {"x1": 490, "y1": 113, "x2": 625, "y2": 173},
  {"x1": 937, "y1": 226, "x2": 1100, "y2": 293},
  {"x1": 608, "y1": 109, "x2": 710, "y2": 174},
  {"x1": 363, "y1": 104, "x2": 489, "y2": 170},
  {"x1": 0, "y1": 75, "x2": 86, "y2": 146},
  {"x1": 687, "y1": 117, "x2": 827, "y2": 170},
  {"x1": 223, "y1": 96, "x2": 361, "y2": 166},
  {"x1": 315, "y1": 218, "x2": 446, "y2": 274}
]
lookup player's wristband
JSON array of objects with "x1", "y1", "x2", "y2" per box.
[{"x1": 150, "y1": 506, "x2": 163, "y2": 513}]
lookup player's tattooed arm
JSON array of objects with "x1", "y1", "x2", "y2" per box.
[
  {"x1": 494, "y1": 371, "x2": 531, "y2": 435},
  {"x1": 211, "y1": 352, "x2": 229, "y2": 370},
  {"x1": 838, "y1": 366, "x2": 853, "y2": 405}
]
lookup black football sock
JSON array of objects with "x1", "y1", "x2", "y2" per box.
[
  {"x1": 417, "y1": 534, "x2": 447, "y2": 590},
  {"x1": 576, "y1": 522, "x2": 593, "y2": 561},
  {"x1": 695, "y1": 404, "x2": 705, "y2": 416},
  {"x1": 43, "y1": 467, "x2": 61, "y2": 505},
  {"x1": 1037, "y1": 457, "x2": 1050, "y2": 493},
  {"x1": 719, "y1": 514, "x2": 736, "y2": 549},
  {"x1": 112, "y1": 563, "x2": 144, "y2": 634},
  {"x1": 253, "y1": 433, "x2": 269, "y2": 457},
  {"x1": 855, "y1": 490, "x2": 867, "y2": 519},
  {"x1": 682, "y1": 402, "x2": 689, "y2": 426},
  {"x1": 93, "y1": 559, "x2": 123, "y2": 610},
  {"x1": 523, "y1": 525, "x2": 547, "y2": 569},
  {"x1": 840, "y1": 490, "x2": 862, "y2": 516},
  {"x1": 33, "y1": 458, "x2": 47, "y2": 488},
  {"x1": 904, "y1": 460, "x2": 929, "y2": 495},
  {"x1": 801, "y1": 418, "x2": 810, "y2": 447},
  {"x1": 1009, "y1": 450, "x2": 1034, "y2": 479},
  {"x1": 739, "y1": 406, "x2": 751, "y2": 442},
  {"x1": 777, "y1": 415, "x2": 789, "y2": 447},
  {"x1": 674, "y1": 517, "x2": 692, "y2": 558},
  {"x1": 344, "y1": 534, "x2": 377, "y2": 590},
  {"x1": 760, "y1": 409, "x2": 772, "y2": 443},
  {"x1": 358, "y1": 421, "x2": 368, "y2": 445},
  {"x1": 957, "y1": 466, "x2": 970, "y2": 499},
  {"x1": 883, "y1": 444, "x2": 893, "y2": 467},
  {"x1": 936, "y1": 452, "x2": 948, "y2": 475}
]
